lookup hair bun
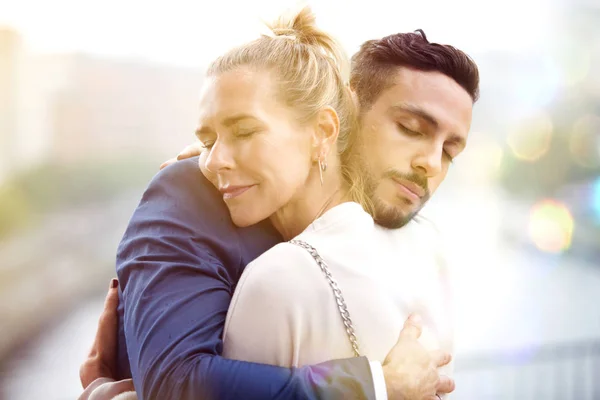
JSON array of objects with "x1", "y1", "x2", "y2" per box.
[
  {"x1": 270, "y1": 27, "x2": 301, "y2": 42},
  {"x1": 268, "y1": 6, "x2": 348, "y2": 80},
  {"x1": 269, "y1": 6, "x2": 316, "y2": 45}
]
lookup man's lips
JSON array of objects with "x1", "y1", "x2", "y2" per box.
[
  {"x1": 218, "y1": 185, "x2": 254, "y2": 200},
  {"x1": 392, "y1": 178, "x2": 425, "y2": 201}
]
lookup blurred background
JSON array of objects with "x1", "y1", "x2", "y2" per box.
[{"x1": 0, "y1": 0, "x2": 598, "y2": 398}]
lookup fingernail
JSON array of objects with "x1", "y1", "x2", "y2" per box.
[
  {"x1": 110, "y1": 278, "x2": 118, "y2": 289},
  {"x1": 176, "y1": 153, "x2": 183, "y2": 160}
]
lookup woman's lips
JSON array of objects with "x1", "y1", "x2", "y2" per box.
[{"x1": 219, "y1": 185, "x2": 254, "y2": 200}]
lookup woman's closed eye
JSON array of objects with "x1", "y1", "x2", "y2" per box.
[
  {"x1": 200, "y1": 130, "x2": 258, "y2": 150},
  {"x1": 234, "y1": 129, "x2": 260, "y2": 139},
  {"x1": 194, "y1": 128, "x2": 215, "y2": 150}
]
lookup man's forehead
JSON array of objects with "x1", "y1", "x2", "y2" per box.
[
  {"x1": 376, "y1": 67, "x2": 473, "y2": 136},
  {"x1": 382, "y1": 67, "x2": 469, "y2": 102}
]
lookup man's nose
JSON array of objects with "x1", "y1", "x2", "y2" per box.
[{"x1": 411, "y1": 143, "x2": 443, "y2": 177}]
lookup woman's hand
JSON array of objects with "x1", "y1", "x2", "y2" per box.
[
  {"x1": 80, "y1": 279, "x2": 120, "y2": 388},
  {"x1": 78, "y1": 279, "x2": 136, "y2": 400}
]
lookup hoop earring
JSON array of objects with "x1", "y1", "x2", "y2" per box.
[{"x1": 318, "y1": 158, "x2": 327, "y2": 186}]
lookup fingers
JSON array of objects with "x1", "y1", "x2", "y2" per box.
[
  {"x1": 95, "y1": 278, "x2": 119, "y2": 351},
  {"x1": 103, "y1": 278, "x2": 119, "y2": 314},
  {"x1": 431, "y1": 349, "x2": 452, "y2": 368},
  {"x1": 81, "y1": 279, "x2": 120, "y2": 387},
  {"x1": 398, "y1": 313, "x2": 423, "y2": 341},
  {"x1": 159, "y1": 158, "x2": 178, "y2": 170},
  {"x1": 159, "y1": 142, "x2": 203, "y2": 170},
  {"x1": 88, "y1": 379, "x2": 136, "y2": 400},
  {"x1": 78, "y1": 377, "x2": 116, "y2": 400},
  {"x1": 436, "y1": 375, "x2": 456, "y2": 394},
  {"x1": 160, "y1": 142, "x2": 203, "y2": 170},
  {"x1": 176, "y1": 142, "x2": 203, "y2": 161}
]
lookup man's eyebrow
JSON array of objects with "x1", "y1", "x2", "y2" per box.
[
  {"x1": 195, "y1": 114, "x2": 259, "y2": 137},
  {"x1": 391, "y1": 104, "x2": 439, "y2": 128}
]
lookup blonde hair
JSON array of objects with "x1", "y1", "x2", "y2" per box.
[{"x1": 206, "y1": 6, "x2": 373, "y2": 215}]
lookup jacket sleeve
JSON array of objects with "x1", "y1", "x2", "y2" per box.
[{"x1": 116, "y1": 158, "x2": 377, "y2": 400}]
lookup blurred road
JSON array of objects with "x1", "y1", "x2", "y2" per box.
[
  {"x1": 1, "y1": 183, "x2": 599, "y2": 400},
  {"x1": 0, "y1": 190, "x2": 143, "y2": 400},
  {"x1": 2, "y1": 297, "x2": 105, "y2": 400}
]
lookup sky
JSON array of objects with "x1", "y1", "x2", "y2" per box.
[{"x1": 0, "y1": 0, "x2": 559, "y2": 67}]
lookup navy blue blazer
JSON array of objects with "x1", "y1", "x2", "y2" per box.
[{"x1": 115, "y1": 157, "x2": 375, "y2": 400}]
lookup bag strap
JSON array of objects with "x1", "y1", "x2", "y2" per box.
[{"x1": 289, "y1": 239, "x2": 361, "y2": 357}]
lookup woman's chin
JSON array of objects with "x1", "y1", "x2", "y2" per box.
[{"x1": 229, "y1": 210, "x2": 263, "y2": 228}]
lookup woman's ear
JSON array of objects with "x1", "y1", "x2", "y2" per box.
[{"x1": 311, "y1": 106, "x2": 340, "y2": 161}]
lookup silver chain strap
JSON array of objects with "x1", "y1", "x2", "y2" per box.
[{"x1": 289, "y1": 239, "x2": 361, "y2": 357}]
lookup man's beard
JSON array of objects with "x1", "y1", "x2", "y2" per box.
[
  {"x1": 366, "y1": 170, "x2": 430, "y2": 229},
  {"x1": 371, "y1": 195, "x2": 419, "y2": 229}
]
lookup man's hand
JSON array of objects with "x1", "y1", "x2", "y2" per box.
[
  {"x1": 382, "y1": 314, "x2": 454, "y2": 400},
  {"x1": 159, "y1": 142, "x2": 203, "y2": 170}
]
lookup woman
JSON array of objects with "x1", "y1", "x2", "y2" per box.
[
  {"x1": 81, "y1": 6, "x2": 452, "y2": 399},
  {"x1": 197, "y1": 3, "x2": 451, "y2": 389}
]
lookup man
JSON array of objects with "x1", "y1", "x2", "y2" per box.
[{"x1": 80, "y1": 30, "x2": 479, "y2": 400}]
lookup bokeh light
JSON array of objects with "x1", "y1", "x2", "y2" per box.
[
  {"x1": 459, "y1": 137, "x2": 504, "y2": 182},
  {"x1": 586, "y1": 42, "x2": 600, "y2": 96},
  {"x1": 507, "y1": 112, "x2": 554, "y2": 162},
  {"x1": 528, "y1": 199, "x2": 575, "y2": 254},
  {"x1": 557, "y1": 42, "x2": 591, "y2": 87},
  {"x1": 569, "y1": 114, "x2": 600, "y2": 168},
  {"x1": 487, "y1": 142, "x2": 505, "y2": 176},
  {"x1": 593, "y1": 177, "x2": 600, "y2": 223}
]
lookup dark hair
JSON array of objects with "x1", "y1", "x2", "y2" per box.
[{"x1": 350, "y1": 29, "x2": 480, "y2": 110}]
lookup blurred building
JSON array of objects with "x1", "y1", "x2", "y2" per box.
[
  {"x1": 0, "y1": 28, "x2": 23, "y2": 184},
  {"x1": 44, "y1": 54, "x2": 203, "y2": 164},
  {"x1": 2, "y1": 35, "x2": 205, "y2": 183}
]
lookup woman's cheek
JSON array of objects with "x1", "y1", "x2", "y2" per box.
[{"x1": 198, "y1": 152, "x2": 216, "y2": 184}]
